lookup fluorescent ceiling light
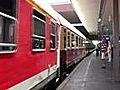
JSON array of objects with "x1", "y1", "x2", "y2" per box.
[
  {"x1": 47, "y1": 0, "x2": 71, "y2": 3},
  {"x1": 72, "y1": 23, "x2": 83, "y2": 26}
]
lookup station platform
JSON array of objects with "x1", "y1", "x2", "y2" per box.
[{"x1": 57, "y1": 52, "x2": 120, "y2": 90}]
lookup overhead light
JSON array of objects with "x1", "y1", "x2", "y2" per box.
[
  {"x1": 98, "y1": 18, "x2": 101, "y2": 22},
  {"x1": 48, "y1": 0, "x2": 71, "y2": 4},
  {"x1": 72, "y1": 23, "x2": 83, "y2": 26}
]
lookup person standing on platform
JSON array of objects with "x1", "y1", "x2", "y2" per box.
[
  {"x1": 107, "y1": 41, "x2": 112, "y2": 62},
  {"x1": 100, "y1": 39, "x2": 107, "y2": 68},
  {"x1": 96, "y1": 44, "x2": 99, "y2": 56}
]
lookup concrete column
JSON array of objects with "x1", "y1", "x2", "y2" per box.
[{"x1": 113, "y1": 0, "x2": 120, "y2": 81}]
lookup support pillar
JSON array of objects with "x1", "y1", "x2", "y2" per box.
[{"x1": 113, "y1": 0, "x2": 120, "y2": 81}]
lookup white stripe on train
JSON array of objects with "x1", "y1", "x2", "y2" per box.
[{"x1": 8, "y1": 65, "x2": 57, "y2": 90}]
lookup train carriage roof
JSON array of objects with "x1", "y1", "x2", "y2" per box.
[{"x1": 32, "y1": 0, "x2": 86, "y2": 39}]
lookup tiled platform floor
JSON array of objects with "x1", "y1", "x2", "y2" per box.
[{"x1": 57, "y1": 52, "x2": 120, "y2": 90}]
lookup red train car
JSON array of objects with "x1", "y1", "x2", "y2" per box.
[
  {"x1": 51, "y1": 11, "x2": 87, "y2": 80},
  {"x1": 0, "y1": 0, "x2": 59, "y2": 89},
  {"x1": 58, "y1": 25, "x2": 86, "y2": 78},
  {"x1": 0, "y1": 0, "x2": 87, "y2": 89}
]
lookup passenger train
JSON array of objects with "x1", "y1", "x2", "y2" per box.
[{"x1": 0, "y1": 0, "x2": 87, "y2": 89}]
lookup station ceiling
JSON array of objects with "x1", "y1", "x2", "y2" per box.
[
  {"x1": 49, "y1": 0, "x2": 114, "y2": 40},
  {"x1": 49, "y1": 0, "x2": 100, "y2": 40}
]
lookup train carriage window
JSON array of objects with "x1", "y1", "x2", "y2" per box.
[
  {"x1": 0, "y1": 0, "x2": 17, "y2": 17},
  {"x1": 0, "y1": 0, "x2": 17, "y2": 53},
  {"x1": 32, "y1": 10, "x2": 46, "y2": 51},
  {"x1": 50, "y1": 22, "x2": 55, "y2": 49},
  {"x1": 76, "y1": 36, "x2": 78, "y2": 47},
  {"x1": 67, "y1": 32, "x2": 70, "y2": 47},
  {"x1": 71, "y1": 34, "x2": 75, "y2": 47},
  {"x1": 81, "y1": 39, "x2": 83, "y2": 47},
  {"x1": 79, "y1": 38, "x2": 81, "y2": 47},
  {"x1": 64, "y1": 29, "x2": 66, "y2": 48}
]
